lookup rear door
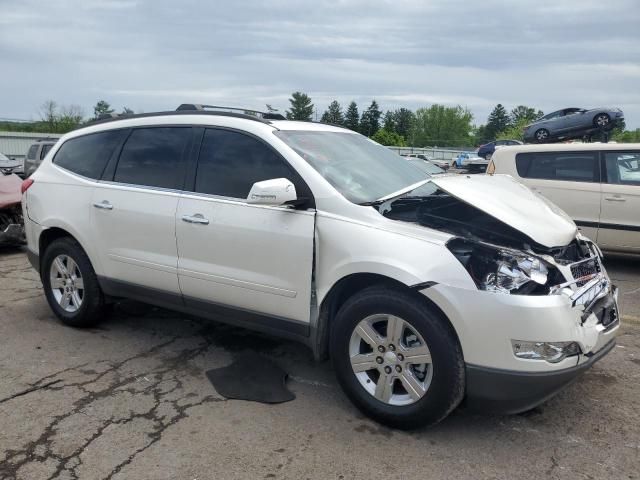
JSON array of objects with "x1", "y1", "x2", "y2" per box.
[
  {"x1": 514, "y1": 151, "x2": 601, "y2": 240},
  {"x1": 176, "y1": 128, "x2": 316, "y2": 326},
  {"x1": 598, "y1": 150, "x2": 640, "y2": 252},
  {"x1": 91, "y1": 126, "x2": 193, "y2": 294}
]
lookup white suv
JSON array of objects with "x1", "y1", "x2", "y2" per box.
[{"x1": 22, "y1": 106, "x2": 619, "y2": 428}]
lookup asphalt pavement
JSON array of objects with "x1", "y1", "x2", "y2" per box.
[{"x1": 1, "y1": 248, "x2": 639, "y2": 480}]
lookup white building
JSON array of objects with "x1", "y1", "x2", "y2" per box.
[{"x1": 0, "y1": 131, "x2": 62, "y2": 162}]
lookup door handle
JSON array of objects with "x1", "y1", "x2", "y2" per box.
[
  {"x1": 181, "y1": 213, "x2": 209, "y2": 225},
  {"x1": 93, "y1": 201, "x2": 113, "y2": 210},
  {"x1": 604, "y1": 196, "x2": 626, "y2": 202}
]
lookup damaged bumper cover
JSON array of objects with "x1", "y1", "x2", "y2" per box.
[{"x1": 419, "y1": 250, "x2": 619, "y2": 414}]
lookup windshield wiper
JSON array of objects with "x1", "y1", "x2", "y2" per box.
[{"x1": 358, "y1": 179, "x2": 431, "y2": 207}]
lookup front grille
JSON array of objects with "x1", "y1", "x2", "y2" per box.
[{"x1": 570, "y1": 257, "x2": 601, "y2": 287}]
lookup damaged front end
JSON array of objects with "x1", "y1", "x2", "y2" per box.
[
  {"x1": 0, "y1": 174, "x2": 26, "y2": 247},
  {"x1": 379, "y1": 180, "x2": 619, "y2": 340}
]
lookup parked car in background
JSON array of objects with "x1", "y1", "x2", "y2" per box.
[
  {"x1": 523, "y1": 107, "x2": 624, "y2": 143},
  {"x1": 403, "y1": 156, "x2": 445, "y2": 176},
  {"x1": 23, "y1": 138, "x2": 58, "y2": 177},
  {"x1": 404, "y1": 153, "x2": 449, "y2": 171},
  {"x1": 489, "y1": 143, "x2": 640, "y2": 253},
  {"x1": 453, "y1": 152, "x2": 488, "y2": 172},
  {"x1": 477, "y1": 140, "x2": 523, "y2": 160},
  {"x1": 0, "y1": 152, "x2": 24, "y2": 177}
]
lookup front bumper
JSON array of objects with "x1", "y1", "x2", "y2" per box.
[{"x1": 464, "y1": 339, "x2": 615, "y2": 414}]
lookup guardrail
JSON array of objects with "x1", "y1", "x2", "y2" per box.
[{"x1": 387, "y1": 146, "x2": 472, "y2": 162}]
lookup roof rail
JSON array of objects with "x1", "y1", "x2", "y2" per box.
[
  {"x1": 176, "y1": 104, "x2": 286, "y2": 120},
  {"x1": 81, "y1": 108, "x2": 278, "y2": 129}
]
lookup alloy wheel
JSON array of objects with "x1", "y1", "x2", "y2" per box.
[
  {"x1": 596, "y1": 114, "x2": 610, "y2": 127},
  {"x1": 349, "y1": 314, "x2": 433, "y2": 406},
  {"x1": 49, "y1": 254, "x2": 84, "y2": 313}
]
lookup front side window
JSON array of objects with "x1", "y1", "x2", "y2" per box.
[
  {"x1": 195, "y1": 129, "x2": 296, "y2": 199},
  {"x1": 275, "y1": 131, "x2": 425, "y2": 204},
  {"x1": 605, "y1": 151, "x2": 640, "y2": 185},
  {"x1": 515, "y1": 152, "x2": 598, "y2": 182},
  {"x1": 54, "y1": 130, "x2": 126, "y2": 179},
  {"x1": 114, "y1": 127, "x2": 191, "y2": 189}
]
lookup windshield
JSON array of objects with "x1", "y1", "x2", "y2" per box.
[{"x1": 274, "y1": 131, "x2": 426, "y2": 204}]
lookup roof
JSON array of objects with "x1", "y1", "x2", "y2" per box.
[{"x1": 495, "y1": 142, "x2": 640, "y2": 154}]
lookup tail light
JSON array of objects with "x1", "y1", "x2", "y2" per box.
[{"x1": 21, "y1": 178, "x2": 34, "y2": 194}]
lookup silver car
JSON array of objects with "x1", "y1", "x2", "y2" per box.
[
  {"x1": 0, "y1": 152, "x2": 23, "y2": 176},
  {"x1": 523, "y1": 107, "x2": 624, "y2": 143}
]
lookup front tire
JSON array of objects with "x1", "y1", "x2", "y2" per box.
[
  {"x1": 42, "y1": 237, "x2": 107, "y2": 327},
  {"x1": 331, "y1": 286, "x2": 465, "y2": 429},
  {"x1": 594, "y1": 113, "x2": 610, "y2": 128}
]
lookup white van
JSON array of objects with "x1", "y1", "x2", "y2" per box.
[{"x1": 490, "y1": 143, "x2": 640, "y2": 254}]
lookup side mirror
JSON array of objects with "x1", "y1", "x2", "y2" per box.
[{"x1": 246, "y1": 178, "x2": 297, "y2": 206}]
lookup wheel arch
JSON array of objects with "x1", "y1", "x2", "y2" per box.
[
  {"x1": 38, "y1": 226, "x2": 101, "y2": 276},
  {"x1": 312, "y1": 272, "x2": 461, "y2": 361}
]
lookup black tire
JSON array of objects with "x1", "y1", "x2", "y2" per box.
[
  {"x1": 534, "y1": 128, "x2": 549, "y2": 142},
  {"x1": 593, "y1": 113, "x2": 610, "y2": 129},
  {"x1": 41, "y1": 237, "x2": 108, "y2": 327},
  {"x1": 330, "y1": 285, "x2": 465, "y2": 430}
]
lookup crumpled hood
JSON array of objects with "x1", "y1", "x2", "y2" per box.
[{"x1": 429, "y1": 174, "x2": 577, "y2": 248}]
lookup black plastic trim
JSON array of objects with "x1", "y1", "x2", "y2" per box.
[
  {"x1": 97, "y1": 276, "x2": 310, "y2": 341},
  {"x1": 575, "y1": 220, "x2": 640, "y2": 232},
  {"x1": 27, "y1": 250, "x2": 39, "y2": 273},
  {"x1": 464, "y1": 339, "x2": 616, "y2": 414}
]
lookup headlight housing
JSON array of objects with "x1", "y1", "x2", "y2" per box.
[{"x1": 447, "y1": 238, "x2": 560, "y2": 295}]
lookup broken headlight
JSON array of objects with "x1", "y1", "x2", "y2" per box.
[{"x1": 447, "y1": 238, "x2": 556, "y2": 295}]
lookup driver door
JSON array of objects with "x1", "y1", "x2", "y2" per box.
[{"x1": 176, "y1": 128, "x2": 316, "y2": 325}]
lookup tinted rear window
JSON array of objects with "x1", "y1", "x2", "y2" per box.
[
  {"x1": 54, "y1": 130, "x2": 126, "y2": 179},
  {"x1": 26, "y1": 145, "x2": 38, "y2": 160},
  {"x1": 515, "y1": 152, "x2": 599, "y2": 182},
  {"x1": 114, "y1": 127, "x2": 191, "y2": 189}
]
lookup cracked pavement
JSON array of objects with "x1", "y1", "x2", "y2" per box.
[{"x1": 1, "y1": 247, "x2": 639, "y2": 479}]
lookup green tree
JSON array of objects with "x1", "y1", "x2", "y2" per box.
[
  {"x1": 344, "y1": 101, "x2": 359, "y2": 132},
  {"x1": 497, "y1": 118, "x2": 530, "y2": 142},
  {"x1": 286, "y1": 91, "x2": 314, "y2": 121},
  {"x1": 412, "y1": 104, "x2": 474, "y2": 147},
  {"x1": 393, "y1": 108, "x2": 415, "y2": 141},
  {"x1": 371, "y1": 128, "x2": 406, "y2": 146},
  {"x1": 612, "y1": 127, "x2": 640, "y2": 143},
  {"x1": 359, "y1": 100, "x2": 382, "y2": 137},
  {"x1": 382, "y1": 111, "x2": 395, "y2": 131},
  {"x1": 485, "y1": 104, "x2": 510, "y2": 139},
  {"x1": 320, "y1": 100, "x2": 344, "y2": 125},
  {"x1": 473, "y1": 124, "x2": 490, "y2": 145},
  {"x1": 93, "y1": 100, "x2": 114, "y2": 119},
  {"x1": 510, "y1": 105, "x2": 543, "y2": 125}
]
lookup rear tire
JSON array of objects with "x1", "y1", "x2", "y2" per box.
[
  {"x1": 41, "y1": 237, "x2": 107, "y2": 328},
  {"x1": 331, "y1": 285, "x2": 465, "y2": 430},
  {"x1": 534, "y1": 128, "x2": 549, "y2": 142}
]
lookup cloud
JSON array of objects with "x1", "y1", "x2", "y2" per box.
[{"x1": 0, "y1": 0, "x2": 638, "y2": 127}]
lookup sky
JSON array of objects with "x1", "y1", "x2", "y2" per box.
[{"x1": 1, "y1": 0, "x2": 639, "y2": 128}]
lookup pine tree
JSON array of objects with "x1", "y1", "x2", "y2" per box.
[
  {"x1": 286, "y1": 92, "x2": 314, "y2": 121},
  {"x1": 93, "y1": 100, "x2": 114, "y2": 119},
  {"x1": 320, "y1": 100, "x2": 344, "y2": 125},
  {"x1": 360, "y1": 100, "x2": 382, "y2": 137},
  {"x1": 382, "y1": 111, "x2": 395, "y2": 131},
  {"x1": 344, "y1": 101, "x2": 360, "y2": 132},
  {"x1": 393, "y1": 108, "x2": 414, "y2": 140},
  {"x1": 486, "y1": 104, "x2": 510, "y2": 139}
]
